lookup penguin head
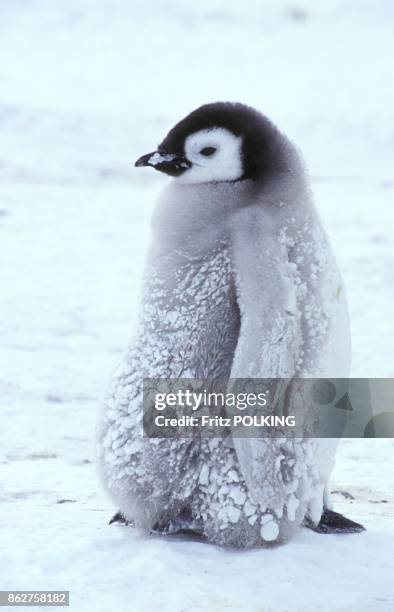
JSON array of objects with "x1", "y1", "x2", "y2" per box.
[{"x1": 135, "y1": 102, "x2": 288, "y2": 184}]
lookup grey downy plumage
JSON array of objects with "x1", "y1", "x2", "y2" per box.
[{"x1": 97, "y1": 103, "x2": 362, "y2": 547}]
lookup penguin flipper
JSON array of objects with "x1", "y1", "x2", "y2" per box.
[
  {"x1": 109, "y1": 511, "x2": 134, "y2": 526},
  {"x1": 304, "y1": 508, "x2": 365, "y2": 534}
]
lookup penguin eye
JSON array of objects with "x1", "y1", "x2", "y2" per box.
[{"x1": 199, "y1": 146, "x2": 216, "y2": 157}]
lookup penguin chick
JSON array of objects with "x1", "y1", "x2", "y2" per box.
[{"x1": 97, "y1": 102, "x2": 355, "y2": 548}]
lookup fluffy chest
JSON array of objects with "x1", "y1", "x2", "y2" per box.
[
  {"x1": 137, "y1": 244, "x2": 240, "y2": 377},
  {"x1": 142, "y1": 244, "x2": 235, "y2": 331}
]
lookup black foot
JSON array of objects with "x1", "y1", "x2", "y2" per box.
[
  {"x1": 304, "y1": 508, "x2": 365, "y2": 534},
  {"x1": 151, "y1": 510, "x2": 204, "y2": 537},
  {"x1": 109, "y1": 511, "x2": 134, "y2": 526}
]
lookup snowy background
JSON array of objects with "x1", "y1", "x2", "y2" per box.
[{"x1": 1, "y1": 0, "x2": 394, "y2": 610}]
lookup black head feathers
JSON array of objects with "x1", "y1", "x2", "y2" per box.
[{"x1": 159, "y1": 102, "x2": 290, "y2": 180}]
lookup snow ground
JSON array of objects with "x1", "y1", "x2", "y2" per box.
[{"x1": 1, "y1": 1, "x2": 394, "y2": 610}]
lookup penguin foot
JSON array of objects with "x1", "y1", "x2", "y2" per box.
[
  {"x1": 109, "y1": 511, "x2": 134, "y2": 526},
  {"x1": 304, "y1": 509, "x2": 365, "y2": 534},
  {"x1": 151, "y1": 510, "x2": 204, "y2": 537}
]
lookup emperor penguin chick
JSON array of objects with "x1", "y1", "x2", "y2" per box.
[{"x1": 97, "y1": 102, "x2": 358, "y2": 548}]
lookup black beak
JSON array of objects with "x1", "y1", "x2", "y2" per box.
[{"x1": 134, "y1": 150, "x2": 190, "y2": 177}]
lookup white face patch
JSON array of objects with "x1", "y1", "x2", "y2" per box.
[{"x1": 177, "y1": 128, "x2": 243, "y2": 184}]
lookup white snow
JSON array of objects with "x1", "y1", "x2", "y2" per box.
[
  {"x1": 286, "y1": 494, "x2": 300, "y2": 522},
  {"x1": 148, "y1": 152, "x2": 177, "y2": 166},
  {"x1": 199, "y1": 464, "x2": 210, "y2": 486},
  {"x1": 226, "y1": 506, "x2": 241, "y2": 524},
  {"x1": 260, "y1": 519, "x2": 280, "y2": 542},
  {"x1": 1, "y1": 0, "x2": 394, "y2": 610},
  {"x1": 229, "y1": 487, "x2": 247, "y2": 507}
]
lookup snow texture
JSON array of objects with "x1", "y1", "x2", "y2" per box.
[{"x1": 1, "y1": 0, "x2": 394, "y2": 610}]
